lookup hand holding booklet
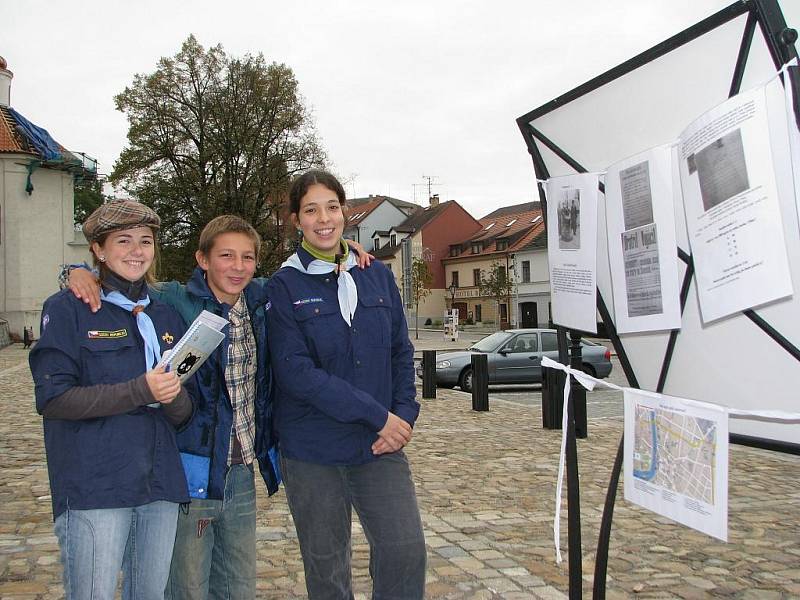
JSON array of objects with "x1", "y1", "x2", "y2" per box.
[{"x1": 158, "y1": 310, "x2": 228, "y2": 381}]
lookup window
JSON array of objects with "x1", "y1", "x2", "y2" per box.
[
  {"x1": 485, "y1": 222, "x2": 495, "y2": 230},
  {"x1": 471, "y1": 242, "x2": 482, "y2": 254},
  {"x1": 496, "y1": 265, "x2": 507, "y2": 283},
  {"x1": 451, "y1": 271, "x2": 459, "y2": 287},
  {"x1": 496, "y1": 239, "x2": 508, "y2": 251},
  {"x1": 390, "y1": 234, "x2": 397, "y2": 246},
  {"x1": 507, "y1": 333, "x2": 537, "y2": 353},
  {"x1": 374, "y1": 239, "x2": 381, "y2": 250},
  {"x1": 475, "y1": 304, "x2": 482, "y2": 322},
  {"x1": 473, "y1": 268, "x2": 481, "y2": 286},
  {"x1": 506, "y1": 218, "x2": 517, "y2": 227},
  {"x1": 541, "y1": 332, "x2": 558, "y2": 352},
  {"x1": 500, "y1": 303, "x2": 508, "y2": 323},
  {"x1": 449, "y1": 245, "x2": 461, "y2": 257},
  {"x1": 521, "y1": 260, "x2": 530, "y2": 283},
  {"x1": 531, "y1": 215, "x2": 542, "y2": 224}
]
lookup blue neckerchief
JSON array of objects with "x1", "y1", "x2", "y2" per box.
[
  {"x1": 100, "y1": 289, "x2": 161, "y2": 369},
  {"x1": 282, "y1": 245, "x2": 359, "y2": 326}
]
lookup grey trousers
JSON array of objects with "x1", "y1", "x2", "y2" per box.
[{"x1": 280, "y1": 451, "x2": 426, "y2": 600}]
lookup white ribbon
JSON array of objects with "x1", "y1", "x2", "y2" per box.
[{"x1": 541, "y1": 355, "x2": 800, "y2": 564}]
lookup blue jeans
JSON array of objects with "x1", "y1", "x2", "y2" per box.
[
  {"x1": 281, "y1": 451, "x2": 426, "y2": 600},
  {"x1": 54, "y1": 500, "x2": 179, "y2": 600},
  {"x1": 166, "y1": 463, "x2": 256, "y2": 600}
]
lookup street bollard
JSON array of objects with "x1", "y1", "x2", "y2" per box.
[
  {"x1": 541, "y1": 366, "x2": 565, "y2": 429},
  {"x1": 471, "y1": 353, "x2": 489, "y2": 411},
  {"x1": 422, "y1": 350, "x2": 436, "y2": 399},
  {"x1": 569, "y1": 331, "x2": 587, "y2": 439}
]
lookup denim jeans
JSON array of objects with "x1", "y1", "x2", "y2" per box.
[
  {"x1": 281, "y1": 451, "x2": 426, "y2": 600},
  {"x1": 165, "y1": 463, "x2": 256, "y2": 600},
  {"x1": 54, "y1": 500, "x2": 179, "y2": 600}
]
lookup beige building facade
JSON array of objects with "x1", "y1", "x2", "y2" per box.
[{"x1": 0, "y1": 57, "x2": 93, "y2": 339}]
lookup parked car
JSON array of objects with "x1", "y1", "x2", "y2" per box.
[{"x1": 417, "y1": 328, "x2": 612, "y2": 392}]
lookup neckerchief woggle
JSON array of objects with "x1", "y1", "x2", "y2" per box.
[{"x1": 281, "y1": 241, "x2": 359, "y2": 326}]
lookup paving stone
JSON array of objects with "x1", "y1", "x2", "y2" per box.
[{"x1": 2, "y1": 343, "x2": 799, "y2": 598}]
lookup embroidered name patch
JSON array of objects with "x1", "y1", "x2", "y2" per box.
[
  {"x1": 293, "y1": 297, "x2": 324, "y2": 307},
  {"x1": 87, "y1": 329, "x2": 128, "y2": 339}
]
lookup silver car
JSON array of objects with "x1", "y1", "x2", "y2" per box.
[{"x1": 418, "y1": 328, "x2": 612, "y2": 392}]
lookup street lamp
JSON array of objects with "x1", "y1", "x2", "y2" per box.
[{"x1": 449, "y1": 282, "x2": 457, "y2": 308}]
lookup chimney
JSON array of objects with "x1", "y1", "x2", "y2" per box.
[
  {"x1": 0, "y1": 56, "x2": 11, "y2": 107},
  {"x1": 429, "y1": 193, "x2": 439, "y2": 207}
]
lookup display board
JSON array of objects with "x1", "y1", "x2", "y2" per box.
[{"x1": 518, "y1": 0, "x2": 800, "y2": 447}]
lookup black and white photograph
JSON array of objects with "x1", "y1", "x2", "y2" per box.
[
  {"x1": 622, "y1": 224, "x2": 664, "y2": 317},
  {"x1": 691, "y1": 128, "x2": 750, "y2": 211},
  {"x1": 620, "y1": 160, "x2": 655, "y2": 229},
  {"x1": 558, "y1": 188, "x2": 581, "y2": 250}
]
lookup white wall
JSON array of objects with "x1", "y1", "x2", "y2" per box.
[
  {"x1": 513, "y1": 248, "x2": 551, "y2": 327},
  {"x1": 350, "y1": 201, "x2": 408, "y2": 250},
  {"x1": 0, "y1": 156, "x2": 87, "y2": 335}
]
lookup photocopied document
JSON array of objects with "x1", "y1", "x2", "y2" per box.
[
  {"x1": 546, "y1": 173, "x2": 600, "y2": 333},
  {"x1": 158, "y1": 310, "x2": 228, "y2": 381},
  {"x1": 605, "y1": 145, "x2": 682, "y2": 333},
  {"x1": 678, "y1": 84, "x2": 793, "y2": 323}
]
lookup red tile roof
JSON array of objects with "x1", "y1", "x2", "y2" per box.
[
  {"x1": 347, "y1": 198, "x2": 383, "y2": 226},
  {"x1": 446, "y1": 205, "x2": 545, "y2": 259},
  {"x1": 0, "y1": 106, "x2": 34, "y2": 155}
]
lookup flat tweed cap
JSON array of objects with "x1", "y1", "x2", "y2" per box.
[{"x1": 83, "y1": 200, "x2": 161, "y2": 242}]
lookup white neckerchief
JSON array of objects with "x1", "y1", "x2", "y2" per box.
[{"x1": 282, "y1": 251, "x2": 359, "y2": 326}]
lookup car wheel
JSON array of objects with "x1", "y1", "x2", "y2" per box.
[
  {"x1": 582, "y1": 363, "x2": 596, "y2": 378},
  {"x1": 459, "y1": 368, "x2": 473, "y2": 393}
]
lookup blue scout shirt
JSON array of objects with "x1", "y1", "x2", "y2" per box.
[
  {"x1": 30, "y1": 290, "x2": 191, "y2": 519},
  {"x1": 266, "y1": 249, "x2": 418, "y2": 465}
]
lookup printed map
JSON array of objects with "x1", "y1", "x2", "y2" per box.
[{"x1": 633, "y1": 406, "x2": 716, "y2": 505}]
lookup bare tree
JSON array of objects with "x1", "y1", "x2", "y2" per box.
[
  {"x1": 408, "y1": 257, "x2": 433, "y2": 340},
  {"x1": 478, "y1": 261, "x2": 516, "y2": 330}
]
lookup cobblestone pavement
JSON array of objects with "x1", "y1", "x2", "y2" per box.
[{"x1": 2, "y1": 343, "x2": 799, "y2": 599}]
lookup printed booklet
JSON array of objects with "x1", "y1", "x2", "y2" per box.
[{"x1": 158, "y1": 310, "x2": 228, "y2": 381}]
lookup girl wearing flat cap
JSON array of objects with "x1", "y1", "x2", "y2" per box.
[{"x1": 29, "y1": 199, "x2": 197, "y2": 600}]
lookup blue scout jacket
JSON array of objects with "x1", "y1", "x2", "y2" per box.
[
  {"x1": 153, "y1": 267, "x2": 280, "y2": 500},
  {"x1": 265, "y1": 250, "x2": 418, "y2": 465},
  {"x1": 30, "y1": 291, "x2": 191, "y2": 519}
]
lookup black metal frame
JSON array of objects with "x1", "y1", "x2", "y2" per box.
[{"x1": 515, "y1": 1, "x2": 799, "y2": 598}]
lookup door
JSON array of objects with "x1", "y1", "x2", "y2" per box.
[
  {"x1": 493, "y1": 332, "x2": 540, "y2": 383},
  {"x1": 453, "y1": 302, "x2": 468, "y2": 324},
  {"x1": 520, "y1": 302, "x2": 538, "y2": 328}
]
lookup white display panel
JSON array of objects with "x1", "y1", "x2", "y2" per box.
[{"x1": 522, "y1": 1, "x2": 800, "y2": 445}]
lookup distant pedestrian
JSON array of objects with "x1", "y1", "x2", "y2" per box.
[
  {"x1": 570, "y1": 200, "x2": 578, "y2": 236},
  {"x1": 23, "y1": 326, "x2": 32, "y2": 349}
]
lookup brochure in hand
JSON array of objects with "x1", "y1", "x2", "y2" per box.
[{"x1": 158, "y1": 310, "x2": 228, "y2": 381}]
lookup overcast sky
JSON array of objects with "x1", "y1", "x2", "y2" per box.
[{"x1": 4, "y1": 1, "x2": 798, "y2": 218}]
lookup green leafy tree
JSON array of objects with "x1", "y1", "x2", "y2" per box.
[
  {"x1": 111, "y1": 35, "x2": 325, "y2": 280},
  {"x1": 478, "y1": 261, "x2": 515, "y2": 330},
  {"x1": 408, "y1": 257, "x2": 433, "y2": 340},
  {"x1": 73, "y1": 179, "x2": 106, "y2": 226}
]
